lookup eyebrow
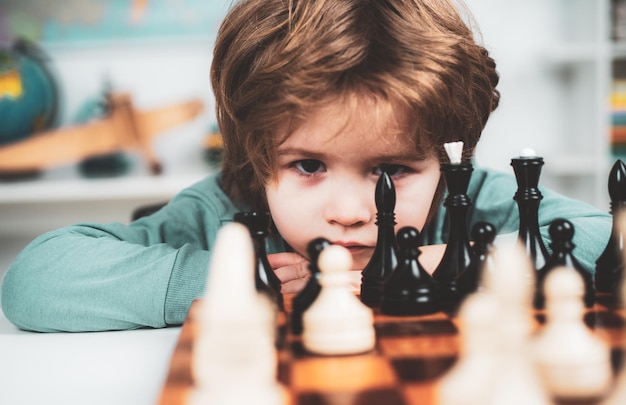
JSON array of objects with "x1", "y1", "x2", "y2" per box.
[{"x1": 276, "y1": 147, "x2": 429, "y2": 162}]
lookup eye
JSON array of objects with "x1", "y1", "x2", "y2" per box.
[
  {"x1": 291, "y1": 159, "x2": 326, "y2": 175},
  {"x1": 373, "y1": 164, "x2": 408, "y2": 177}
]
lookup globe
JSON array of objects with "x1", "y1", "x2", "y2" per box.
[{"x1": 0, "y1": 38, "x2": 59, "y2": 145}]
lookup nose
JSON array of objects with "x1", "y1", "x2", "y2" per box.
[{"x1": 323, "y1": 179, "x2": 374, "y2": 228}]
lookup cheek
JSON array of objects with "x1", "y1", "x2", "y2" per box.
[
  {"x1": 394, "y1": 177, "x2": 440, "y2": 231},
  {"x1": 265, "y1": 180, "x2": 319, "y2": 253}
]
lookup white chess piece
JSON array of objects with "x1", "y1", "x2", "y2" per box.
[
  {"x1": 302, "y1": 244, "x2": 376, "y2": 355},
  {"x1": 479, "y1": 242, "x2": 553, "y2": 405},
  {"x1": 533, "y1": 266, "x2": 612, "y2": 400},
  {"x1": 191, "y1": 222, "x2": 284, "y2": 405},
  {"x1": 436, "y1": 292, "x2": 502, "y2": 405}
]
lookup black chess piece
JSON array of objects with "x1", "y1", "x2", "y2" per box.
[
  {"x1": 233, "y1": 211, "x2": 284, "y2": 310},
  {"x1": 510, "y1": 152, "x2": 550, "y2": 272},
  {"x1": 380, "y1": 227, "x2": 439, "y2": 316},
  {"x1": 360, "y1": 171, "x2": 399, "y2": 308},
  {"x1": 595, "y1": 159, "x2": 626, "y2": 298},
  {"x1": 432, "y1": 161, "x2": 475, "y2": 307},
  {"x1": 455, "y1": 221, "x2": 496, "y2": 302},
  {"x1": 535, "y1": 218, "x2": 595, "y2": 309},
  {"x1": 290, "y1": 237, "x2": 331, "y2": 335}
]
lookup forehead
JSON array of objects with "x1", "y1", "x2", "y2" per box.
[{"x1": 278, "y1": 94, "x2": 417, "y2": 155}]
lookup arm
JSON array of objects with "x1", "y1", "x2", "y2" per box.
[{"x1": 0, "y1": 175, "x2": 238, "y2": 332}]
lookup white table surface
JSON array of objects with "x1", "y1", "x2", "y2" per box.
[{"x1": 0, "y1": 309, "x2": 181, "y2": 405}]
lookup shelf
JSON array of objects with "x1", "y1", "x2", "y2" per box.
[{"x1": 0, "y1": 173, "x2": 209, "y2": 204}]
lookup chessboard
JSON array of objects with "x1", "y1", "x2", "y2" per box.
[{"x1": 156, "y1": 292, "x2": 626, "y2": 405}]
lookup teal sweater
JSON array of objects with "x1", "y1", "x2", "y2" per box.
[{"x1": 0, "y1": 168, "x2": 612, "y2": 332}]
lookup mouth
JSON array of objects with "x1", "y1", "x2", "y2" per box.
[{"x1": 332, "y1": 242, "x2": 371, "y2": 254}]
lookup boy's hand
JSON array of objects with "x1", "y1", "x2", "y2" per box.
[{"x1": 267, "y1": 252, "x2": 310, "y2": 293}]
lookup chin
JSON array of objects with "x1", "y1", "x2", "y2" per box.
[{"x1": 350, "y1": 255, "x2": 371, "y2": 271}]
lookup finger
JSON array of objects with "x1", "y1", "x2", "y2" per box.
[
  {"x1": 267, "y1": 252, "x2": 308, "y2": 268},
  {"x1": 281, "y1": 276, "x2": 311, "y2": 294},
  {"x1": 273, "y1": 261, "x2": 311, "y2": 283}
]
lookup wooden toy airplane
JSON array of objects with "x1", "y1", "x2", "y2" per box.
[{"x1": 0, "y1": 91, "x2": 204, "y2": 176}]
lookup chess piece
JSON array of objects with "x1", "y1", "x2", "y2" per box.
[
  {"x1": 304, "y1": 245, "x2": 376, "y2": 355},
  {"x1": 534, "y1": 218, "x2": 594, "y2": 309},
  {"x1": 480, "y1": 242, "x2": 552, "y2": 405},
  {"x1": 455, "y1": 221, "x2": 496, "y2": 302},
  {"x1": 380, "y1": 226, "x2": 439, "y2": 316},
  {"x1": 360, "y1": 170, "x2": 399, "y2": 308},
  {"x1": 290, "y1": 237, "x2": 331, "y2": 335},
  {"x1": 234, "y1": 211, "x2": 284, "y2": 310},
  {"x1": 192, "y1": 222, "x2": 284, "y2": 405},
  {"x1": 481, "y1": 241, "x2": 535, "y2": 332},
  {"x1": 432, "y1": 141, "x2": 475, "y2": 307},
  {"x1": 601, "y1": 248, "x2": 626, "y2": 405},
  {"x1": 533, "y1": 266, "x2": 612, "y2": 401},
  {"x1": 436, "y1": 292, "x2": 502, "y2": 405},
  {"x1": 510, "y1": 148, "x2": 550, "y2": 272},
  {"x1": 595, "y1": 159, "x2": 626, "y2": 297}
]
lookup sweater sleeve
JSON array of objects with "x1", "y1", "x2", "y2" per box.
[
  {"x1": 0, "y1": 174, "x2": 238, "y2": 332},
  {"x1": 468, "y1": 169, "x2": 612, "y2": 274}
]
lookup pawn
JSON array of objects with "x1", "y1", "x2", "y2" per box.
[
  {"x1": 534, "y1": 218, "x2": 594, "y2": 309},
  {"x1": 234, "y1": 211, "x2": 284, "y2": 310},
  {"x1": 479, "y1": 242, "x2": 553, "y2": 405},
  {"x1": 290, "y1": 237, "x2": 331, "y2": 335},
  {"x1": 533, "y1": 266, "x2": 612, "y2": 401},
  {"x1": 456, "y1": 221, "x2": 496, "y2": 302},
  {"x1": 380, "y1": 226, "x2": 439, "y2": 316},
  {"x1": 436, "y1": 292, "x2": 502, "y2": 405},
  {"x1": 303, "y1": 245, "x2": 375, "y2": 355}
]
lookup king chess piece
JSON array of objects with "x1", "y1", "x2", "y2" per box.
[
  {"x1": 290, "y1": 237, "x2": 331, "y2": 335},
  {"x1": 510, "y1": 148, "x2": 549, "y2": 272},
  {"x1": 432, "y1": 141, "x2": 474, "y2": 309},
  {"x1": 534, "y1": 218, "x2": 594, "y2": 309},
  {"x1": 595, "y1": 159, "x2": 626, "y2": 298},
  {"x1": 455, "y1": 221, "x2": 496, "y2": 303},
  {"x1": 380, "y1": 226, "x2": 439, "y2": 316},
  {"x1": 360, "y1": 170, "x2": 399, "y2": 308},
  {"x1": 234, "y1": 211, "x2": 284, "y2": 310}
]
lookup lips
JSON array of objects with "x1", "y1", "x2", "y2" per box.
[{"x1": 333, "y1": 241, "x2": 371, "y2": 253}]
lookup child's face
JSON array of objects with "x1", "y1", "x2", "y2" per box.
[{"x1": 265, "y1": 97, "x2": 441, "y2": 270}]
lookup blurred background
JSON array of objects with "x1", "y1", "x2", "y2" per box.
[{"x1": 0, "y1": 0, "x2": 621, "y2": 275}]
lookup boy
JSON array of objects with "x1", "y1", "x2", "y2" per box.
[{"x1": 0, "y1": 0, "x2": 611, "y2": 332}]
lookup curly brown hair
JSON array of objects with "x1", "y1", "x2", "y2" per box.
[{"x1": 211, "y1": 0, "x2": 500, "y2": 211}]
